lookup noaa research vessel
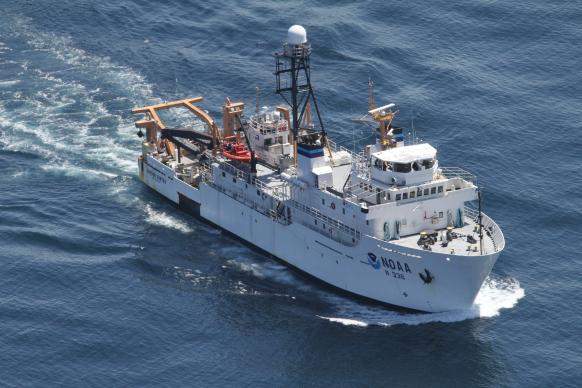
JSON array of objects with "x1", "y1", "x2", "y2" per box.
[{"x1": 132, "y1": 26, "x2": 504, "y2": 312}]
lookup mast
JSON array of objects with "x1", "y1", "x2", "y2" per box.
[
  {"x1": 478, "y1": 190, "x2": 484, "y2": 254},
  {"x1": 274, "y1": 25, "x2": 325, "y2": 139}
]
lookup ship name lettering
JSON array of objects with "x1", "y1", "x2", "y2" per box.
[
  {"x1": 147, "y1": 169, "x2": 167, "y2": 184},
  {"x1": 380, "y1": 256, "x2": 412, "y2": 273}
]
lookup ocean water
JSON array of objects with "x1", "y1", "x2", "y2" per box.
[{"x1": 0, "y1": 0, "x2": 580, "y2": 386}]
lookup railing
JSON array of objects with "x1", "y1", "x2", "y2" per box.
[
  {"x1": 214, "y1": 160, "x2": 289, "y2": 199},
  {"x1": 289, "y1": 200, "x2": 360, "y2": 246},
  {"x1": 440, "y1": 167, "x2": 477, "y2": 185},
  {"x1": 463, "y1": 206, "x2": 480, "y2": 222},
  {"x1": 205, "y1": 180, "x2": 291, "y2": 225},
  {"x1": 463, "y1": 205, "x2": 504, "y2": 252},
  {"x1": 218, "y1": 161, "x2": 250, "y2": 181},
  {"x1": 247, "y1": 117, "x2": 288, "y2": 135},
  {"x1": 202, "y1": 160, "x2": 292, "y2": 223}
]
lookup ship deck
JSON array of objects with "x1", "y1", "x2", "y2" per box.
[{"x1": 391, "y1": 218, "x2": 498, "y2": 256}]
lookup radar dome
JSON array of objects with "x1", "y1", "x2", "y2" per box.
[{"x1": 287, "y1": 25, "x2": 307, "y2": 45}]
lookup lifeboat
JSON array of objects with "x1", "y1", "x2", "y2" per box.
[{"x1": 221, "y1": 137, "x2": 252, "y2": 162}]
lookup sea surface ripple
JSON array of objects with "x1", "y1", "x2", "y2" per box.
[{"x1": 0, "y1": 0, "x2": 580, "y2": 386}]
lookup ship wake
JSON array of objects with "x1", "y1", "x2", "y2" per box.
[{"x1": 318, "y1": 276, "x2": 524, "y2": 327}]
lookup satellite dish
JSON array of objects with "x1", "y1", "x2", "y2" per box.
[{"x1": 287, "y1": 25, "x2": 307, "y2": 45}]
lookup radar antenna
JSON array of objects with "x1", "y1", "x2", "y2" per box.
[{"x1": 352, "y1": 80, "x2": 401, "y2": 150}]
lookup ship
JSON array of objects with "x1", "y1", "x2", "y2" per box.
[{"x1": 131, "y1": 25, "x2": 505, "y2": 313}]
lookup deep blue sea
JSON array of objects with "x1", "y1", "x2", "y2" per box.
[{"x1": 1, "y1": 0, "x2": 580, "y2": 386}]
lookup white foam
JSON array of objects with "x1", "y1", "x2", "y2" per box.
[
  {"x1": 318, "y1": 317, "x2": 368, "y2": 327},
  {"x1": 41, "y1": 163, "x2": 119, "y2": 179},
  {"x1": 0, "y1": 80, "x2": 20, "y2": 87},
  {"x1": 318, "y1": 276, "x2": 524, "y2": 327},
  {"x1": 144, "y1": 204, "x2": 193, "y2": 233},
  {"x1": 0, "y1": 18, "x2": 155, "y2": 179}
]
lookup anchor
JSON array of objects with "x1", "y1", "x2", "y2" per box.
[{"x1": 419, "y1": 269, "x2": 434, "y2": 284}]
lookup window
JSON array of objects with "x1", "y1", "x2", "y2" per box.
[
  {"x1": 439, "y1": 211, "x2": 444, "y2": 218},
  {"x1": 396, "y1": 194, "x2": 402, "y2": 201},
  {"x1": 222, "y1": 171, "x2": 226, "y2": 177},
  {"x1": 403, "y1": 193, "x2": 408, "y2": 200},
  {"x1": 431, "y1": 187, "x2": 436, "y2": 195},
  {"x1": 394, "y1": 163, "x2": 412, "y2": 173},
  {"x1": 257, "y1": 190, "x2": 261, "y2": 196},
  {"x1": 410, "y1": 191, "x2": 416, "y2": 198},
  {"x1": 417, "y1": 189, "x2": 422, "y2": 197},
  {"x1": 424, "y1": 188, "x2": 429, "y2": 196},
  {"x1": 232, "y1": 177, "x2": 236, "y2": 183},
  {"x1": 374, "y1": 158, "x2": 383, "y2": 170},
  {"x1": 342, "y1": 208, "x2": 345, "y2": 215},
  {"x1": 366, "y1": 220, "x2": 369, "y2": 225},
  {"x1": 321, "y1": 198, "x2": 325, "y2": 205},
  {"x1": 438, "y1": 186, "x2": 443, "y2": 193}
]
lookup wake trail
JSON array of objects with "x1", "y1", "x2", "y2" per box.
[
  {"x1": 0, "y1": 16, "x2": 196, "y2": 232},
  {"x1": 317, "y1": 276, "x2": 524, "y2": 327}
]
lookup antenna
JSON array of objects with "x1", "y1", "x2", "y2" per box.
[
  {"x1": 368, "y1": 78, "x2": 375, "y2": 111},
  {"x1": 411, "y1": 109, "x2": 415, "y2": 144}
]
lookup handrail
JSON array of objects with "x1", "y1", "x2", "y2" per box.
[
  {"x1": 289, "y1": 200, "x2": 360, "y2": 243},
  {"x1": 440, "y1": 167, "x2": 477, "y2": 185},
  {"x1": 326, "y1": 139, "x2": 365, "y2": 164},
  {"x1": 463, "y1": 206, "x2": 504, "y2": 252}
]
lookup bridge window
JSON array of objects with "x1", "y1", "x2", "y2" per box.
[
  {"x1": 374, "y1": 158, "x2": 382, "y2": 170},
  {"x1": 410, "y1": 191, "x2": 416, "y2": 198},
  {"x1": 396, "y1": 194, "x2": 401, "y2": 201},
  {"x1": 417, "y1": 188, "x2": 423, "y2": 197},
  {"x1": 438, "y1": 186, "x2": 443, "y2": 193},
  {"x1": 424, "y1": 188, "x2": 429, "y2": 196},
  {"x1": 403, "y1": 193, "x2": 408, "y2": 200},
  {"x1": 431, "y1": 187, "x2": 436, "y2": 195},
  {"x1": 394, "y1": 163, "x2": 412, "y2": 173}
]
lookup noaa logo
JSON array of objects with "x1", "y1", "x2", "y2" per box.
[{"x1": 367, "y1": 252, "x2": 381, "y2": 270}]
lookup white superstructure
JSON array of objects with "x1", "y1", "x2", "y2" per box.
[{"x1": 132, "y1": 26, "x2": 504, "y2": 313}]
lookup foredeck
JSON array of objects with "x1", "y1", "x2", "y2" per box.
[{"x1": 391, "y1": 215, "x2": 501, "y2": 256}]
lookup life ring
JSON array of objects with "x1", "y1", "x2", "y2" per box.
[{"x1": 330, "y1": 202, "x2": 336, "y2": 210}]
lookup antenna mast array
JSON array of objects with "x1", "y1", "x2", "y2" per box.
[{"x1": 274, "y1": 25, "x2": 325, "y2": 140}]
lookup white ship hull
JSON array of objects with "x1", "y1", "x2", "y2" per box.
[{"x1": 140, "y1": 155, "x2": 502, "y2": 313}]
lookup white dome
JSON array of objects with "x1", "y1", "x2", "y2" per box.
[{"x1": 287, "y1": 25, "x2": 307, "y2": 45}]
